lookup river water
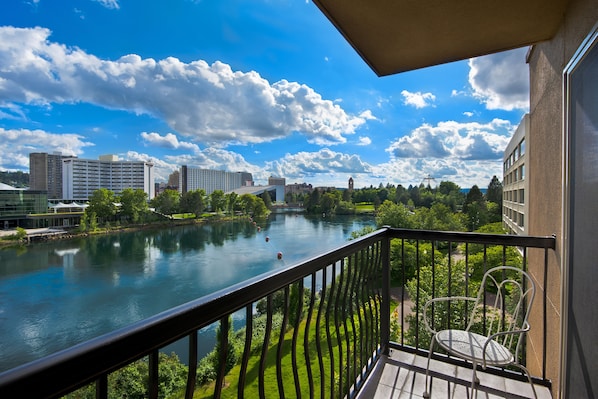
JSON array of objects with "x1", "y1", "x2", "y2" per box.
[{"x1": 0, "y1": 212, "x2": 375, "y2": 372}]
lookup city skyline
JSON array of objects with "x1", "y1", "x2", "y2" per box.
[{"x1": 0, "y1": 0, "x2": 528, "y2": 189}]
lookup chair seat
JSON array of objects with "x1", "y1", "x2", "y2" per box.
[{"x1": 435, "y1": 329, "x2": 514, "y2": 366}]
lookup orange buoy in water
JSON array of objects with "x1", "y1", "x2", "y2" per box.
[
  {"x1": 265, "y1": 236, "x2": 270, "y2": 242},
  {"x1": 277, "y1": 252, "x2": 283, "y2": 260}
]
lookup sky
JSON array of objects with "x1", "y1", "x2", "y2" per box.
[{"x1": 0, "y1": 0, "x2": 530, "y2": 189}]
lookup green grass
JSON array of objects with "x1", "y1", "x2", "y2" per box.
[{"x1": 354, "y1": 202, "x2": 375, "y2": 213}]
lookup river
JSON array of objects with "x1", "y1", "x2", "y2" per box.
[{"x1": 0, "y1": 212, "x2": 375, "y2": 372}]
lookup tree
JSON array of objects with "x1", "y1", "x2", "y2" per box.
[
  {"x1": 225, "y1": 192, "x2": 238, "y2": 215},
  {"x1": 87, "y1": 188, "x2": 117, "y2": 224},
  {"x1": 180, "y1": 189, "x2": 206, "y2": 217},
  {"x1": 151, "y1": 189, "x2": 180, "y2": 215},
  {"x1": 375, "y1": 200, "x2": 414, "y2": 228},
  {"x1": 119, "y1": 188, "x2": 148, "y2": 223},
  {"x1": 238, "y1": 193, "x2": 256, "y2": 215},
  {"x1": 210, "y1": 190, "x2": 226, "y2": 213},
  {"x1": 260, "y1": 191, "x2": 272, "y2": 210},
  {"x1": 486, "y1": 175, "x2": 503, "y2": 205}
]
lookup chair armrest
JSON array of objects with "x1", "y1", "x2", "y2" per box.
[
  {"x1": 481, "y1": 322, "x2": 531, "y2": 367},
  {"x1": 423, "y1": 296, "x2": 476, "y2": 334}
]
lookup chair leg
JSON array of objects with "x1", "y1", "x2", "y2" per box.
[
  {"x1": 470, "y1": 361, "x2": 478, "y2": 397},
  {"x1": 423, "y1": 336, "x2": 437, "y2": 398},
  {"x1": 512, "y1": 363, "x2": 538, "y2": 399}
]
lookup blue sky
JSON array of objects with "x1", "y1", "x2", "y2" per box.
[{"x1": 0, "y1": 0, "x2": 529, "y2": 189}]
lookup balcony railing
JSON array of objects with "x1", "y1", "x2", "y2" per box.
[{"x1": 0, "y1": 227, "x2": 556, "y2": 398}]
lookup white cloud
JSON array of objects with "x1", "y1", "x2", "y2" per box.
[
  {"x1": 463, "y1": 111, "x2": 474, "y2": 117},
  {"x1": 373, "y1": 158, "x2": 501, "y2": 189},
  {"x1": 386, "y1": 119, "x2": 513, "y2": 160},
  {"x1": 140, "y1": 132, "x2": 200, "y2": 153},
  {"x1": 468, "y1": 48, "x2": 529, "y2": 111},
  {"x1": 93, "y1": 0, "x2": 120, "y2": 9},
  {"x1": 357, "y1": 136, "x2": 371, "y2": 146},
  {"x1": 0, "y1": 128, "x2": 94, "y2": 170},
  {"x1": 0, "y1": 27, "x2": 370, "y2": 147},
  {"x1": 401, "y1": 90, "x2": 436, "y2": 109},
  {"x1": 266, "y1": 148, "x2": 372, "y2": 181}
]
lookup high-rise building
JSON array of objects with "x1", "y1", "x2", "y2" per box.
[
  {"x1": 179, "y1": 166, "x2": 253, "y2": 195},
  {"x1": 502, "y1": 114, "x2": 528, "y2": 235},
  {"x1": 29, "y1": 152, "x2": 73, "y2": 199},
  {"x1": 62, "y1": 155, "x2": 155, "y2": 201}
]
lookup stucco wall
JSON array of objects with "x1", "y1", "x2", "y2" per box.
[{"x1": 526, "y1": 0, "x2": 597, "y2": 395}]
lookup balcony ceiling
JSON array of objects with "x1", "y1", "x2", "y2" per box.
[{"x1": 313, "y1": 0, "x2": 570, "y2": 76}]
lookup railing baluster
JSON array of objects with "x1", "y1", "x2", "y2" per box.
[
  {"x1": 276, "y1": 286, "x2": 290, "y2": 399},
  {"x1": 348, "y1": 252, "x2": 359, "y2": 394},
  {"x1": 335, "y1": 258, "x2": 345, "y2": 397},
  {"x1": 315, "y1": 266, "x2": 327, "y2": 399},
  {"x1": 185, "y1": 332, "x2": 198, "y2": 399},
  {"x1": 96, "y1": 373, "x2": 107, "y2": 399},
  {"x1": 259, "y1": 295, "x2": 273, "y2": 399},
  {"x1": 291, "y1": 280, "x2": 304, "y2": 399},
  {"x1": 400, "y1": 238, "x2": 405, "y2": 346},
  {"x1": 148, "y1": 350, "x2": 159, "y2": 399},
  {"x1": 415, "y1": 240, "x2": 420, "y2": 347},
  {"x1": 214, "y1": 317, "x2": 229, "y2": 399},
  {"x1": 304, "y1": 273, "x2": 316, "y2": 399},
  {"x1": 238, "y1": 304, "x2": 253, "y2": 399},
  {"x1": 325, "y1": 262, "x2": 337, "y2": 398}
]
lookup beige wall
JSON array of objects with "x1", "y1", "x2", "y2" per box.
[{"x1": 527, "y1": 0, "x2": 598, "y2": 395}]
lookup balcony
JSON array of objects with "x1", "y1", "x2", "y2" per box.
[{"x1": 0, "y1": 227, "x2": 555, "y2": 398}]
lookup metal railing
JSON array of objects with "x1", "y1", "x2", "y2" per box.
[{"x1": 0, "y1": 227, "x2": 555, "y2": 398}]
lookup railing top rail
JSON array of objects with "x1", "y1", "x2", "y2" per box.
[{"x1": 386, "y1": 227, "x2": 556, "y2": 249}]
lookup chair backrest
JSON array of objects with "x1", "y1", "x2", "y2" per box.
[{"x1": 466, "y1": 266, "x2": 535, "y2": 359}]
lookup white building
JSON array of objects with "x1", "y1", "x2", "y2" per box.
[
  {"x1": 502, "y1": 114, "x2": 528, "y2": 235},
  {"x1": 62, "y1": 155, "x2": 155, "y2": 201},
  {"x1": 179, "y1": 166, "x2": 253, "y2": 195}
]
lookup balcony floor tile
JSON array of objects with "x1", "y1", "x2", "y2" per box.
[{"x1": 356, "y1": 350, "x2": 552, "y2": 399}]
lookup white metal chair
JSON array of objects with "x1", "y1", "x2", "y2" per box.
[{"x1": 422, "y1": 266, "x2": 537, "y2": 398}]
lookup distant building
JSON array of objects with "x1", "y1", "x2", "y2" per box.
[
  {"x1": 285, "y1": 182, "x2": 313, "y2": 196},
  {"x1": 62, "y1": 155, "x2": 155, "y2": 201},
  {"x1": 348, "y1": 177, "x2": 354, "y2": 191},
  {"x1": 268, "y1": 176, "x2": 286, "y2": 186},
  {"x1": 0, "y1": 183, "x2": 48, "y2": 229},
  {"x1": 29, "y1": 152, "x2": 74, "y2": 199},
  {"x1": 502, "y1": 114, "x2": 528, "y2": 235},
  {"x1": 179, "y1": 166, "x2": 253, "y2": 195}
]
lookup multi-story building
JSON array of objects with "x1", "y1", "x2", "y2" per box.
[
  {"x1": 502, "y1": 114, "x2": 528, "y2": 235},
  {"x1": 267, "y1": 176, "x2": 285, "y2": 186},
  {"x1": 179, "y1": 166, "x2": 253, "y2": 195},
  {"x1": 62, "y1": 155, "x2": 155, "y2": 201},
  {"x1": 0, "y1": 183, "x2": 48, "y2": 229},
  {"x1": 29, "y1": 152, "x2": 73, "y2": 200}
]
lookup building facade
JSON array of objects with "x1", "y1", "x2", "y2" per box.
[
  {"x1": 0, "y1": 183, "x2": 48, "y2": 229},
  {"x1": 62, "y1": 155, "x2": 155, "y2": 201},
  {"x1": 29, "y1": 152, "x2": 73, "y2": 200},
  {"x1": 179, "y1": 166, "x2": 253, "y2": 195},
  {"x1": 502, "y1": 114, "x2": 528, "y2": 235}
]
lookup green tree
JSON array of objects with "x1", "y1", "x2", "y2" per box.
[
  {"x1": 87, "y1": 188, "x2": 117, "y2": 224},
  {"x1": 180, "y1": 189, "x2": 206, "y2": 217},
  {"x1": 225, "y1": 191, "x2": 238, "y2": 215},
  {"x1": 151, "y1": 189, "x2": 180, "y2": 215},
  {"x1": 119, "y1": 188, "x2": 148, "y2": 223},
  {"x1": 210, "y1": 190, "x2": 226, "y2": 213},
  {"x1": 261, "y1": 191, "x2": 273, "y2": 210},
  {"x1": 486, "y1": 175, "x2": 503, "y2": 205},
  {"x1": 238, "y1": 193, "x2": 256, "y2": 215},
  {"x1": 375, "y1": 200, "x2": 414, "y2": 228},
  {"x1": 252, "y1": 197, "x2": 268, "y2": 218}
]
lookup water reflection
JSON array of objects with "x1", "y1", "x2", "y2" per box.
[{"x1": 0, "y1": 214, "x2": 374, "y2": 372}]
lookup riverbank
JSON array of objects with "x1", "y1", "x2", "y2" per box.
[{"x1": 0, "y1": 214, "x2": 254, "y2": 249}]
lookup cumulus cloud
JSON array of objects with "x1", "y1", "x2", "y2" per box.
[
  {"x1": 373, "y1": 157, "x2": 501, "y2": 189},
  {"x1": 0, "y1": 26, "x2": 370, "y2": 146},
  {"x1": 266, "y1": 148, "x2": 372, "y2": 180},
  {"x1": 468, "y1": 48, "x2": 529, "y2": 110},
  {"x1": 140, "y1": 132, "x2": 200, "y2": 153},
  {"x1": 357, "y1": 136, "x2": 371, "y2": 146},
  {"x1": 387, "y1": 119, "x2": 512, "y2": 160},
  {"x1": 0, "y1": 128, "x2": 94, "y2": 170},
  {"x1": 401, "y1": 90, "x2": 436, "y2": 109}
]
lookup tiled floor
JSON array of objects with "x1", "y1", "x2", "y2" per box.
[{"x1": 356, "y1": 350, "x2": 552, "y2": 399}]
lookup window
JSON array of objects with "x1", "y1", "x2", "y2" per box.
[
  {"x1": 519, "y1": 189, "x2": 525, "y2": 204},
  {"x1": 519, "y1": 139, "x2": 525, "y2": 156},
  {"x1": 520, "y1": 165, "x2": 525, "y2": 179}
]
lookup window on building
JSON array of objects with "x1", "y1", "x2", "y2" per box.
[
  {"x1": 520, "y1": 164, "x2": 525, "y2": 179},
  {"x1": 519, "y1": 189, "x2": 525, "y2": 204},
  {"x1": 519, "y1": 139, "x2": 525, "y2": 156}
]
